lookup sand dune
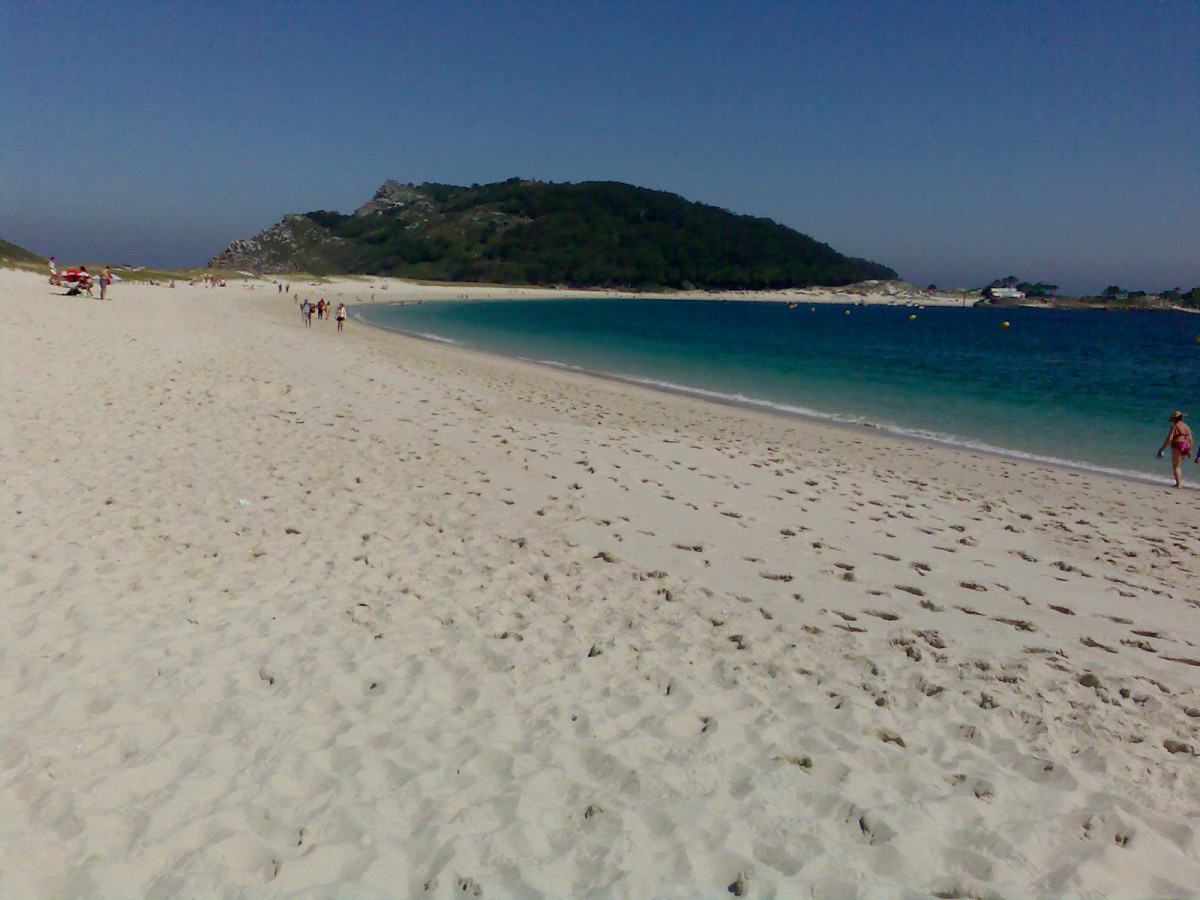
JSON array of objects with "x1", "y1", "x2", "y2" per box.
[{"x1": 3, "y1": 269, "x2": 1197, "y2": 898}]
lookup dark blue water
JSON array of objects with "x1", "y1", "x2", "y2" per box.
[{"x1": 356, "y1": 298, "x2": 1200, "y2": 481}]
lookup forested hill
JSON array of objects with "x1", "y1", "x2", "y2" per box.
[{"x1": 208, "y1": 179, "x2": 897, "y2": 289}]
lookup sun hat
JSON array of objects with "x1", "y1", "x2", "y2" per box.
[{"x1": 1170, "y1": 411, "x2": 1186, "y2": 421}]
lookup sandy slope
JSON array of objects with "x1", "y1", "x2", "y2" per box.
[{"x1": 2, "y1": 269, "x2": 1198, "y2": 899}]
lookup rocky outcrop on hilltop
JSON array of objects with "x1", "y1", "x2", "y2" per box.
[
  {"x1": 353, "y1": 180, "x2": 437, "y2": 219},
  {"x1": 208, "y1": 215, "x2": 350, "y2": 274}
]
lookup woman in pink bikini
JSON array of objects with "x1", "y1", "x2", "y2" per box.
[{"x1": 1158, "y1": 411, "x2": 1193, "y2": 489}]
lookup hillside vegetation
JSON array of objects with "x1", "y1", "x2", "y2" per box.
[
  {"x1": 0, "y1": 239, "x2": 46, "y2": 266},
  {"x1": 209, "y1": 179, "x2": 896, "y2": 290}
]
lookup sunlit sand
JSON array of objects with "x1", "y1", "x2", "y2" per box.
[{"x1": 3, "y1": 268, "x2": 1197, "y2": 898}]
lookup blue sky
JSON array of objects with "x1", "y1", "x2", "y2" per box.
[{"x1": 2, "y1": 0, "x2": 1196, "y2": 294}]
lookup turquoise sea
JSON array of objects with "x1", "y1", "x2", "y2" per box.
[{"x1": 355, "y1": 298, "x2": 1200, "y2": 483}]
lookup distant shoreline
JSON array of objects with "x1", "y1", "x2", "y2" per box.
[{"x1": 5, "y1": 256, "x2": 1195, "y2": 311}]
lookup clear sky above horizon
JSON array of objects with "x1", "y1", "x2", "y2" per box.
[{"x1": 2, "y1": 0, "x2": 1196, "y2": 294}]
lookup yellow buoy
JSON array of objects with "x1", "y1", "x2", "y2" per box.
[
  {"x1": 844, "y1": 310, "x2": 850, "y2": 315},
  {"x1": 1002, "y1": 321, "x2": 1010, "y2": 328},
  {"x1": 908, "y1": 314, "x2": 916, "y2": 320}
]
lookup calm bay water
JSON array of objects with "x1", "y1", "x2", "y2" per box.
[{"x1": 355, "y1": 298, "x2": 1200, "y2": 482}]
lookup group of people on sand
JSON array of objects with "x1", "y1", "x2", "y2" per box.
[
  {"x1": 1159, "y1": 410, "x2": 1196, "y2": 489},
  {"x1": 299, "y1": 297, "x2": 346, "y2": 332},
  {"x1": 49, "y1": 257, "x2": 114, "y2": 300}
]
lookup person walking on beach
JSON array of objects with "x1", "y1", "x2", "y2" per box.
[
  {"x1": 99, "y1": 266, "x2": 112, "y2": 301},
  {"x1": 336, "y1": 303, "x2": 346, "y2": 332},
  {"x1": 1157, "y1": 411, "x2": 1192, "y2": 489},
  {"x1": 48, "y1": 256, "x2": 58, "y2": 285}
]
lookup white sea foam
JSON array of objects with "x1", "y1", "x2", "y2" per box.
[
  {"x1": 416, "y1": 332, "x2": 463, "y2": 345},
  {"x1": 348, "y1": 311, "x2": 464, "y2": 346},
  {"x1": 517, "y1": 357, "x2": 587, "y2": 372}
]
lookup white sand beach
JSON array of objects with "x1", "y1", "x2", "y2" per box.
[{"x1": 3, "y1": 268, "x2": 1198, "y2": 899}]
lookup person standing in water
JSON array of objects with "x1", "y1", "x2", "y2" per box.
[{"x1": 1158, "y1": 411, "x2": 1193, "y2": 489}]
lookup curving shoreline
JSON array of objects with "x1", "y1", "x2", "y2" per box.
[{"x1": 351, "y1": 297, "x2": 1185, "y2": 491}]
